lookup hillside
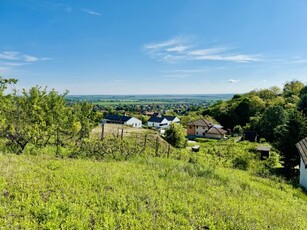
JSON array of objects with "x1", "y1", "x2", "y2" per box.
[{"x1": 0, "y1": 154, "x2": 306, "y2": 229}]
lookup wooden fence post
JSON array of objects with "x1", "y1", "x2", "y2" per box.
[
  {"x1": 121, "y1": 129, "x2": 124, "y2": 140},
  {"x1": 167, "y1": 144, "x2": 171, "y2": 158},
  {"x1": 144, "y1": 134, "x2": 147, "y2": 148},
  {"x1": 101, "y1": 122, "x2": 105, "y2": 140},
  {"x1": 155, "y1": 136, "x2": 159, "y2": 156}
]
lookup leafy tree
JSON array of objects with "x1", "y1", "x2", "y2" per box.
[
  {"x1": 74, "y1": 102, "x2": 95, "y2": 142},
  {"x1": 283, "y1": 80, "x2": 304, "y2": 98},
  {"x1": 298, "y1": 94, "x2": 307, "y2": 115},
  {"x1": 234, "y1": 98, "x2": 253, "y2": 126},
  {"x1": 274, "y1": 110, "x2": 306, "y2": 171},
  {"x1": 299, "y1": 85, "x2": 307, "y2": 97},
  {"x1": 259, "y1": 106, "x2": 287, "y2": 142},
  {"x1": 164, "y1": 123, "x2": 187, "y2": 148}
]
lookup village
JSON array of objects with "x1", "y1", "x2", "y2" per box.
[{"x1": 100, "y1": 111, "x2": 307, "y2": 191}]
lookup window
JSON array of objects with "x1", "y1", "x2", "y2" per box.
[
  {"x1": 196, "y1": 132, "x2": 198, "y2": 135},
  {"x1": 196, "y1": 126, "x2": 198, "y2": 128},
  {"x1": 189, "y1": 126, "x2": 192, "y2": 129}
]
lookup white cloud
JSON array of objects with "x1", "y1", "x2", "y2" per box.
[
  {"x1": 188, "y1": 47, "x2": 227, "y2": 56},
  {"x1": 162, "y1": 68, "x2": 210, "y2": 73},
  {"x1": 0, "y1": 51, "x2": 20, "y2": 61},
  {"x1": 143, "y1": 36, "x2": 261, "y2": 63},
  {"x1": 23, "y1": 55, "x2": 39, "y2": 62},
  {"x1": 144, "y1": 37, "x2": 186, "y2": 50},
  {"x1": 195, "y1": 54, "x2": 259, "y2": 63},
  {"x1": 228, "y1": 79, "x2": 239, "y2": 83},
  {"x1": 165, "y1": 45, "x2": 190, "y2": 52},
  {"x1": 82, "y1": 9, "x2": 101, "y2": 16},
  {"x1": 160, "y1": 74, "x2": 189, "y2": 79},
  {"x1": 0, "y1": 51, "x2": 52, "y2": 72}
]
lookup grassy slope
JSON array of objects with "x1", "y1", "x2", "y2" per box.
[{"x1": 0, "y1": 154, "x2": 306, "y2": 229}]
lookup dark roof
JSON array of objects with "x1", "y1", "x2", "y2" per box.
[
  {"x1": 164, "y1": 116, "x2": 177, "y2": 121},
  {"x1": 207, "y1": 127, "x2": 227, "y2": 135},
  {"x1": 256, "y1": 146, "x2": 271, "y2": 151},
  {"x1": 296, "y1": 137, "x2": 307, "y2": 166},
  {"x1": 148, "y1": 116, "x2": 167, "y2": 123},
  {"x1": 187, "y1": 118, "x2": 213, "y2": 127},
  {"x1": 104, "y1": 114, "x2": 132, "y2": 122},
  {"x1": 152, "y1": 112, "x2": 162, "y2": 117}
]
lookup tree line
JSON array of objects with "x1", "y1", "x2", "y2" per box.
[{"x1": 203, "y1": 80, "x2": 307, "y2": 175}]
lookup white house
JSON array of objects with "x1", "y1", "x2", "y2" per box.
[
  {"x1": 296, "y1": 137, "x2": 307, "y2": 190},
  {"x1": 147, "y1": 115, "x2": 180, "y2": 129},
  {"x1": 103, "y1": 114, "x2": 142, "y2": 128},
  {"x1": 164, "y1": 116, "x2": 180, "y2": 124},
  {"x1": 147, "y1": 116, "x2": 169, "y2": 129}
]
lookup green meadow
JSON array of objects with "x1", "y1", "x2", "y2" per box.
[{"x1": 0, "y1": 152, "x2": 306, "y2": 229}]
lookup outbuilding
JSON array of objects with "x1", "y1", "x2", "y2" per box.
[{"x1": 256, "y1": 146, "x2": 271, "y2": 160}]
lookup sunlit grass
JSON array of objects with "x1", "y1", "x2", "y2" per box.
[{"x1": 0, "y1": 153, "x2": 306, "y2": 229}]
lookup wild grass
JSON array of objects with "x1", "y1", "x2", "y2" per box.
[{"x1": 0, "y1": 153, "x2": 306, "y2": 229}]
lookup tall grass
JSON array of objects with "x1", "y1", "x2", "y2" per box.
[{"x1": 0, "y1": 153, "x2": 306, "y2": 229}]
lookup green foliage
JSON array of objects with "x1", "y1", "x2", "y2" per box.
[
  {"x1": 164, "y1": 123, "x2": 187, "y2": 148},
  {"x1": 258, "y1": 105, "x2": 287, "y2": 142},
  {"x1": 0, "y1": 78, "x2": 103, "y2": 155},
  {"x1": 283, "y1": 80, "x2": 304, "y2": 98},
  {"x1": 298, "y1": 94, "x2": 307, "y2": 115},
  {"x1": 274, "y1": 109, "x2": 307, "y2": 170},
  {"x1": 0, "y1": 154, "x2": 306, "y2": 229}
]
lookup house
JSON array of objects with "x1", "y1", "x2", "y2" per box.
[
  {"x1": 206, "y1": 127, "x2": 227, "y2": 139},
  {"x1": 164, "y1": 116, "x2": 180, "y2": 124},
  {"x1": 187, "y1": 119, "x2": 213, "y2": 136},
  {"x1": 147, "y1": 115, "x2": 180, "y2": 129},
  {"x1": 147, "y1": 116, "x2": 169, "y2": 129},
  {"x1": 186, "y1": 118, "x2": 227, "y2": 139},
  {"x1": 256, "y1": 145, "x2": 271, "y2": 160},
  {"x1": 103, "y1": 114, "x2": 142, "y2": 128},
  {"x1": 296, "y1": 137, "x2": 307, "y2": 190}
]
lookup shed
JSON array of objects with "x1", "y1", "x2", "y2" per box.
[
  {"x1": 256, "y1": 146, "x2": 271, "y2": 160},
  {"x1": 191, "y1": 145, "x2": 200, "y2": 152},
  {"x1": 296, "y1": 137, "x2": 307, "y2": 190}
]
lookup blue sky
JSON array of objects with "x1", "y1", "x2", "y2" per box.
[{"x1": 0, "y1": 0, "x2": 307, "y2": 94}]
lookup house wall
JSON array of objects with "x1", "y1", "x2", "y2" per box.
[
  {"x1": 147, "y1": 121, "x2": 158, "y2": 128},
  {"x1": 125, "y1": 117, "x2": 142, "y2": 128},
  {"x1": 195, "y1": 126, "x2": 208, "y2": 136},
  {"x1": 205, "y1": 133, "x2": 224, "y2": 139},
  {"x1": 147, "y1": 119, "x2": 169, "y2": 129},
  {"x1": 300, "y1": 158, "x2": 307, "y2": 190},
  {"x1": 187, "y1": 125, "x2": 195, "y2": 135}
]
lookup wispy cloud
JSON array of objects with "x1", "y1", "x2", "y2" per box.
[
  {"x1": 160, "y1": 74, "x2": 189, "y2": 79},
  {"x1": 82, "y1": 9, "x2": 101, "y2": 16},
  {"x1": 162, "y1": 69, "x2": 209, "y2": 73},
  {"x1": 288, "y1": 57, "x2": 307, "y2": 64},
  {"x1": 144, "y1": 36, "x2": 260, "y2": 63},
  {"x1": 228, "y1": 79, "x2": 240, "y2": 83},
  {"x1": 55, "y1": 3, "x2": 72, "y2": 12},
  {"x1": 0, "y1": 51, "x2": 51, "y2": 72},
  {"x1": 0, "y1": 51, "x2": 50, "y2": 63}
]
